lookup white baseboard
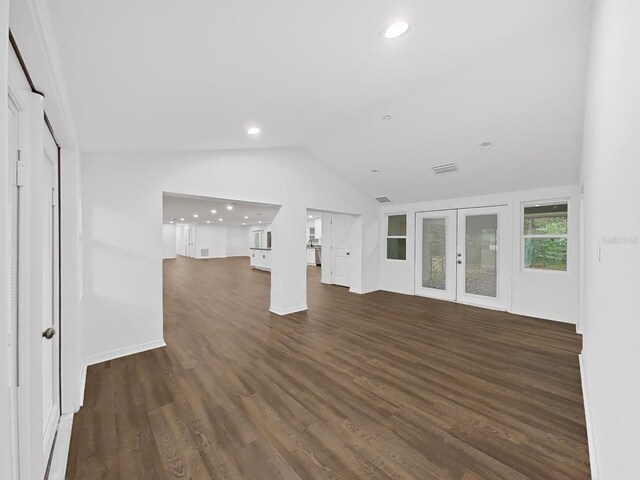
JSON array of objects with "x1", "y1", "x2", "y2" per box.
[
  {"x1": 48, "y1": 413, "x2": 74, "y2": 480},
  {"x1": 579, "y1": 353, "x2": 600, "y2": 480},
  {"x1": 269, "y1": 305, "x2": 308, "y2": 316},
  {"x1": 78, "y1": 364, "x2": 87, "y2": 407},
  {"x1": 349, "y1": 287, "x2": 380, "y2": 295},
  {"x1": 85, "y1": 338, "x2": 167, "y2": 366}
]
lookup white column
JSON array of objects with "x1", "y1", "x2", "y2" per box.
[{"x1": 270, "y1": 204, "x2": 307, "y2": 315}]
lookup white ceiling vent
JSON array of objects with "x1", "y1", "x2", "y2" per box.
[
  {"x1": 375, "y1": 196, "x2": 392, "y2": 203},
  {"x1": 432, "y1": 163, "x2": 458, "y2": 175}
]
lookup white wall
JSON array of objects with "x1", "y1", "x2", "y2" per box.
[
  {"x1": 0, "y1": 0, "x2": 13, "y2": 476},
  {"x1": 580, "y1": 1, "x2": 640, "y2": 477},
  {"x1": 82, "y1": 148, "x2": 379, "y2": 363},
  {"x1": 161, "y1": 224, "x2": 176, "y2": 259},
  {"x1": 195, "y1": 223, "x2": 227, "y2": 258},
  {"x1": 227, "y1": 225, "x2": 249, "y2": 256},
  {"x1": 379, "y1": 185, "x2": 580, "y2": 324}
]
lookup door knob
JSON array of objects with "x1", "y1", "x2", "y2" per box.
[
  {"x1": 457, "y1": 260, "x2": 462, "y2": 264},
  {"x1": 346, "y1": 252, "x2": 350, "y2": 255},
  {"x1": 42, "y1": 327, "x2": 56, "y2": 339}
]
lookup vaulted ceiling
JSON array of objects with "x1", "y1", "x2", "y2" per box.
[{"x1": 48, "y1": 0, "x2": 593, "y2": 203}]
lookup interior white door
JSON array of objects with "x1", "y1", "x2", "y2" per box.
[
  {"x1": 415, "y1": 211, "x2": 457, "y2": 301},
  {"x1": 456, "y1": 206, "x2": 506, "y2": 309},
  {"x1": 331, "y1": 215, "x2": 352, "y2": 287},
  {"x1": 40, "y1": 124, "x2": 61, "y2": 465},
  {"x1": 187, "y1": 226, "x2": 196, "y2": 257}
]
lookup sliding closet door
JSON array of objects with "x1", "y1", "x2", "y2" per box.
[
  {"x1": 415, "y1": 211, "x2": 457, "y2": 301},
  {"x1": 456, "y1": 206, "x2": 508, "y2": 309}
]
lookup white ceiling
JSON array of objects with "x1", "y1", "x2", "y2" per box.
[
  {"x1": 163, "y1": 193, "x2": 279, "y2": 226},
  {"x1": 48, "y1": 0, "x2": 593, "y2": 203}
]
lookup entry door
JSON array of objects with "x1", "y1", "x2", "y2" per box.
[
  {"x1": 331, "y1": 215, "x2": 352, "y2": 287},
  {"x1": 415, "y1": 206, "x2": 507, "y2": 309},
  {"x1": 456, "y1": 207, "x2": 504, "y2": 309},
  {"x1": 415, "y1": 211, "x2": 457, "y2": 301},
  {"x1": 40, "y1": 124, "x2": 61, "y2": 464}
]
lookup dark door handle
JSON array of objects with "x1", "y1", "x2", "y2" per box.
[
  {"x1": 346, "y1": 252, "x2": 350, "y2": 255},
  {"x1": 42, "y1": 327, "x2": 56, "y2": 339},
  {"x1": 457, "y1": 260, "x2": 462, "y2": 264}
]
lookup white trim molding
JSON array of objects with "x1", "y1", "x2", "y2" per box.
[
  {"x1": 85, "y1": 338, "x2": 167, "y2": 367},
  {"x1": 269, "y1": 305, "x2": 308, "y2": 316},
  {"x1": 579, "y1": 354, "x2": 600, "y2": 479}
]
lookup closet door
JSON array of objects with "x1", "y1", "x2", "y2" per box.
[{"x1": 415, "y1": 211, "x2": 457, "y2": 301}]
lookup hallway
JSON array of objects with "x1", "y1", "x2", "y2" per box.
[{"x1": 66, "y1": 256, "x2": 589, "y2": 479}]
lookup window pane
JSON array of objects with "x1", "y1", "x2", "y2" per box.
[
  {"x1": 465, "y1": 214, "x2": 497, "y2": 297},
  {"x1": 524, "y1": 237, "x2": 567, "y2": 271},
  {"x1": 387, "y1": 238, "x2": 406, "y2": 260},
  {"x1": 422, "y1": 218, "x2": 446, "y2": 289},
  {"x1": 524, "y1": 203, "x2": 568, "y2": 235},
  {"x1": 388, "y1": 214, "x2": 407, "y2": 236}
]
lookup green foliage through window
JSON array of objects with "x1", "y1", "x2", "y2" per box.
[{"x1": 523, "y1": 203, "x2": 568, "y2": 271}]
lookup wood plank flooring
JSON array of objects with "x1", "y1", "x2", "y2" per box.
[{"x1": 66, "y1": 256, "x2": 590, "y2": 479}]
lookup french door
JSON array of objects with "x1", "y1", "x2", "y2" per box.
[{"x1": 415, "y1": 206, "x2": 508, "y2": 309}]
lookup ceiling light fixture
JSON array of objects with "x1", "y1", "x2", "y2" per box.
[
  {"x1": 247, "y1": 127, "x2": 261, "y2": 135},
  {"x1": 211, "y1": 209, "x2": 216, "y2": 214},
  {"x1": 180, "y1": 218, "x2": 184, "y2": 221},
  {"x1": 242, "y1": 222, "x2": 246, "y2": 225},
  {"x1": 193, "y1": 214, "x2": 198, "y2": 218},
  {"x1": 384, "y1": 21, "x2": 409, "y2": 39},
  {"x1": 308, "y1": 215, "x2": 313, "y2": 218},
  {"x1": 258, "y1": 221, "x2": 262, "y2": 224},
  {"x1": 218, "y1": 218, "x2": 223, "y2": 221},
  {"x1": 169, "y1": 221, "x2": 174, "y2": 224},
  {"x1": 226, "y1": 205, "x2": 233, "y2": 210},
  {"x1": 371, "y1": 169, "x2": 380, "y2": 175},
  {"x1": 382, "y1": 115, "x2": 392, "y2": 121},
  {"x1": 480, "y1": 141, "x2": 494, "y2": 149},
  {"x1": 244, "y1": 215, "x2": 248, "y2": 219},
  {"x1": 206, "y1": 220, "x2": 211, "y2": 223}
]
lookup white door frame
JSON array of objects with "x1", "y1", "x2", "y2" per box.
[{"x1": 414, "y1": 210, "x2": 457, "y2": 301}]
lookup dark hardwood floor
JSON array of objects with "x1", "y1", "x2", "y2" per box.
[{"x1": 66, "y1": 256, "x2": 590, "y2": 479}]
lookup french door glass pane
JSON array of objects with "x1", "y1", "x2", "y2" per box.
[
  {"x1": 422, "y1": 218, "x2": 446, "y2": 290},
  {"x1": 465, "y1": 214, "x2": 497, "y2": 297}
]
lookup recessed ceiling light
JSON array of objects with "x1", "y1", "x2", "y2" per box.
[
  {"x1": 226, "y1": 205, "x2": 233, "y2": 210},
  {"x1": 242, "y1": 222, "x2": 246, "y2": 225},
  {"x1": 244, "y1": 215, "x2": 248, "y2": 219},
  {"x1": 169, "y1": 221, "x2": 174, "y2": 224},
  {"x1": 382, "y1": 115, "x2": 392, "y2": 121},
  {"x1": 258, "y1": 221, "x2": 262, "y2": 224},
  {"x1": 193, "y1": 214, "x2": 198, "y2": 217},
  {"x1": 480, "y1": 141, "x2": 494, "y2": 149},
  {"x1": 384, "y1": 21, "x2": 409, "y2": 39},
  {"x1": 211, "y1": 209, "x2": 216, "y2": 214},
  {"x1": 371, "y1": 169, "x2": 380, "y2": 175},
  {"x1": 180, "y1": 218, "x2": 184, "y2": 221},
  {"x1": 308, "y1": 215, "x2": 313, "y2": 218},
  {"x1": 206, "y1": 220, "x2": 211, "y2": 223},
  {"x1": 247, "y1": 127, "x2": 261, "y2": 135},
  {"x1": 218, "y1": 218, "x2": 223, "y2": 221}
]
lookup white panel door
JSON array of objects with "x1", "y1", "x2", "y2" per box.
[
  {"x1": 331, "y1": 215, "x2": 353, "y2": 287},
  {"x1": 456, "y1": 206, "x2": 507, "y2": 309},
  {"x1": 40, "y1": 125, "x2": 61, "y2": 464},
  {"x1": 415, "y1": 211, "x2": 457, "y2": 301}
]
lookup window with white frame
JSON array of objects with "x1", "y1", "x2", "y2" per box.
[
  {"x1": 386, "y1": 214, "x2": 407, "y2": 260},
  {"x1": 522, "y1": 202, "x2": 568, "y2": 271}
]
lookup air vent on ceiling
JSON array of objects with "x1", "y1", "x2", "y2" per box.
[
  {"x1": 432, "y1": 163, "x2": 458, "y2": 175},
  {"x1": 375, "y1": 196, "x2": 392, "y2": 203}
]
